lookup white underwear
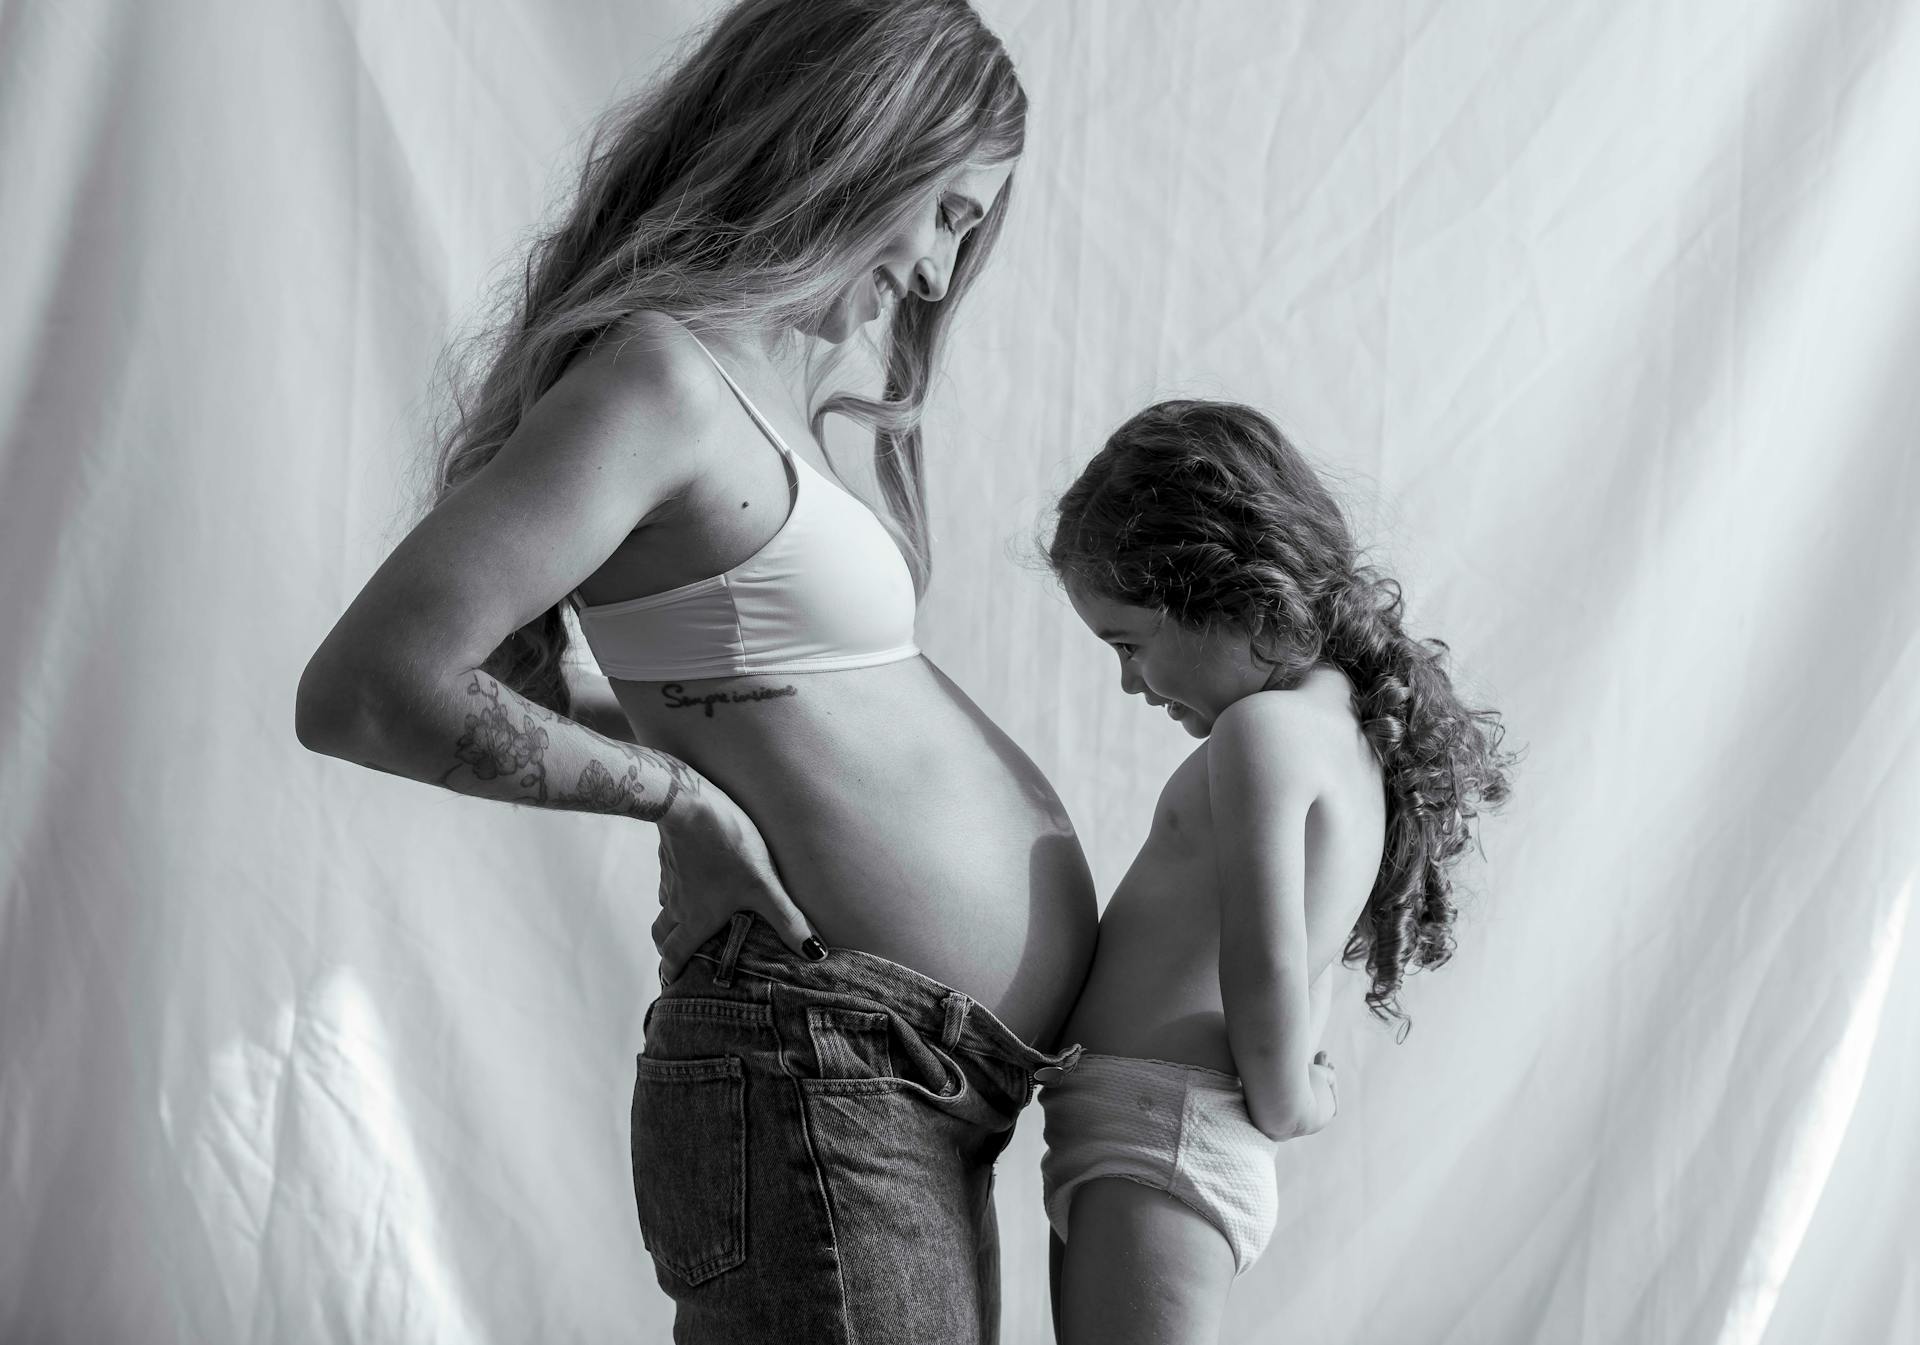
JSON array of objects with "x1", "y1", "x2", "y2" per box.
[{"x1": 1038, "y1": 1052, "x2": 1282, "y2": 1276}]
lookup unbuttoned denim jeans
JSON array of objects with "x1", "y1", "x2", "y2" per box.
[{"x1": 631, "y1": 911, "x2": 1082, "y2": 1343}]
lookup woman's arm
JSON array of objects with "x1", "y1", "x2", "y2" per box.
[
  {"x1": 297, "y1": 339, "x2": 696, "y2": 792},
  {"x1": 1210, "y1": 694, "x2": 1334, "y2": 1140},
  {"x1": 322, "y1": 663, "x2": 686, "y2": 818},
  {"x1": 296, "y1": 331, "x2": 818, "y2": 968}
]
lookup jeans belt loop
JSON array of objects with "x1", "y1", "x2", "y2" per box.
[
  {"x1": 713, "y1": 911, "x2": 754, "y2": 988},
  {"x1": 940, "y1": 991, "x2": 970, "y2": 1050}
]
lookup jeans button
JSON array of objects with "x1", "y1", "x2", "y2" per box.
[{"x1": 1033, "y1": 1065, "x2": 1066, "y2": 1084}]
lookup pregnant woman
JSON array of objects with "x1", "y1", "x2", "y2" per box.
[{"x1": 294, "y1": 1, "x2": 1096, "y2": 1340}]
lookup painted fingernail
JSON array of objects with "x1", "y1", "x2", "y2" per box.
[{"x1": 802, "y1": 937, "x2": 827, "y2": 962}]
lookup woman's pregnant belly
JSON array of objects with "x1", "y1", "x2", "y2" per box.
[{"x1": 612, "y1": 656, "x2": 1098, "y2": 1046}]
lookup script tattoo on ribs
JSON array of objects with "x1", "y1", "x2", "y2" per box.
[{"x1": 660, "y1": 682, "x2": 800, "y2": 717}]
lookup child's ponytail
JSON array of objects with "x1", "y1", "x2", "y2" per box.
[{"x1": 1318, "y1": 570, "x2": 1510, "y2": 1029}]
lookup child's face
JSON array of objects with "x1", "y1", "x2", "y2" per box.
[{"x1": 1066, "y1": 584, "x2": 1273, "y2": 738}]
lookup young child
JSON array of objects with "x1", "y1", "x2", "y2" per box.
[{"x1": 1040, "y1": 400, "x2": 1512, "y2": 1343}]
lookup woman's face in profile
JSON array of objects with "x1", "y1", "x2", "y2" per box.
[{"x1": 809, "y1": 157, "x2": 1016, "y2": 344}]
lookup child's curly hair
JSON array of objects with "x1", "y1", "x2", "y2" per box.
[{"x1": 1049, "y1": 400, "x2": 1514, "y2": 1030}]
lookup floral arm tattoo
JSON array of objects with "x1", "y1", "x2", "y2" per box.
[{"x1": 439, "y1": 674, "x2": 697, "y2": 823}]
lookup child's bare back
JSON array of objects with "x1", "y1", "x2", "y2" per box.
[{"x1": 1060, "y1": 665, "x2": 1387, "y2": 1075}]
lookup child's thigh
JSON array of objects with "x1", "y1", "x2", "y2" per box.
[{"x1": 1057, "y1": 1177, "x2": 1236, "y2": 1345}]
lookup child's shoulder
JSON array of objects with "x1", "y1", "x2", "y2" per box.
[
  {"x1": 1205, "y1": 691, "x2": 1321, "y2": 791},
  {"x1": 1207, "y1": 670, "x2": 1362, "y2": 782},
  {"x1": 1212, "y1": 686, "x2": 1314, "y2": 733},
  {"x1": 1211, "y1": 677, "x2": 1344, "y2": 743}
]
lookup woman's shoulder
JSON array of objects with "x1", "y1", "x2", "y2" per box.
[{"x1": 548, "y1": 311, "x2": 730, "y2": 450}]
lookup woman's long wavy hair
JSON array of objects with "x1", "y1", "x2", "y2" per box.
[
  {"x1": 434, "y1": 0, "x2": 1026, "y2": 712},
  {"x1": 1049, "y1": 401, "x2": 1514, "y2": 1030}
]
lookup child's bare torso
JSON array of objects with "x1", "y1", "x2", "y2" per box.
[{"x1": 1060, "y1": 670, "x2": 1387, "y2": 1074}]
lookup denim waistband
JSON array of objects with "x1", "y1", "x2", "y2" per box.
[{"x1": 687, "y1": 912, "x2": 1082, "y2": 1077}]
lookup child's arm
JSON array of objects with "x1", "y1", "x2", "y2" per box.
[{"x1": 1210, "y1": 696, "x2": 1332, "y2": 1140}]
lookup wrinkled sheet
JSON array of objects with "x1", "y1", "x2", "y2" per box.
[{"x1": 3, "y1": 1, "x2": 1917, "y2": 1341}]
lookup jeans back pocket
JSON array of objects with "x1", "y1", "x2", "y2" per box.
[{"x1": 630, "y1": 1055, "x2": 746, "y2": 1285}]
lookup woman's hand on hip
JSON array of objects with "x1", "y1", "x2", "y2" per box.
[{"x1": 651, "y1": 773, "x2": 822, "y2": 982}]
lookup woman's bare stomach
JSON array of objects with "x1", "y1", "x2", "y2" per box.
[{"x1": 612, "y1": 656, "x2": 1098, "y2": 1046}]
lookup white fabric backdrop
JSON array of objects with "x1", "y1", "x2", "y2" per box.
[{"x1": 4, "y1": 1, "x2": 1917, "y2": 1341}]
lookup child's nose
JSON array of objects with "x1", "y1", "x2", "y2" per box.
[{"x1": 1119, "y1": 664, "x2": 1145, "y2": 695}]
